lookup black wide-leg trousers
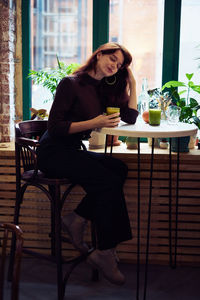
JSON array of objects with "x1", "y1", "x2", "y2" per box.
[{"x1": 38, "y1": 147, "x2": 132, "y2": 250}]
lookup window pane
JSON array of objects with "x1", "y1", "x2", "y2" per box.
[
  {"x1": 31, "y1": 0, "x2": 92, "y2": 112},
  {"x1": 109, "y1": 0, "x2": 164, "y2": 96},
  {"x1": 179, "y1": 0, "x2": 200, "y2": 102}
]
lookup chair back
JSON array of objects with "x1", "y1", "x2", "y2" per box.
[
  {"x1": 0, "y1": 223, "x2": 23, "y2": 300},
  {"x1": 15, "y1": 120, "x2": 48, "y2": 176},
  {"x1": 16, "y1": 120, "x2": 47, "y2": 139}
]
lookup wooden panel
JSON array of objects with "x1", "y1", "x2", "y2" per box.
[{"x1": 0, "y1": 143, "x2": 200, "y2": 266}]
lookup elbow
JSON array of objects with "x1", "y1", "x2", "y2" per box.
[{"x1": 121, "y1": 110, "x2": 139, "y2": 124}]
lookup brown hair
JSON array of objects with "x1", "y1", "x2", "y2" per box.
[
  {"x1": 73, "y1": 42, "x2": 132, "y2": 74},
  {"x1": 73, "y1": 42, "x2": 133, "y2": 103}
]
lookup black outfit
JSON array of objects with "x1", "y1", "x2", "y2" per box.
[{"x1": 37, "y1": 73, "x2": 138, "y2": 250}]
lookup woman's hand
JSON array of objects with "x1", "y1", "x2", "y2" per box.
[
  {"x1": 92, "y1": 113, "x2": 121, "y2": 129},
  {"x1": 68, "y1": 113, "x2": 120, "y2": 134}
]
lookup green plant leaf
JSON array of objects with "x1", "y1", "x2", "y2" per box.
[
  {"x1": 188, "y1": 81, "x2": 195, "y2": 88},
  {"x1": 162, "y1": 81, "x2": 185, "y2": 91},
  {"x1": 28, "y1": 60, "x2": 80, "y2": 97},
  {"x1": 189, "y1": 98, "x2": 198, "y2": 108},
  {"x1": 191, "y1": 85, "x2": 200, "y2": 94},
  {"x1": 56, "y1": 55, "x2": 61, "y2": 69},
  {"x1": 180, "y1": 106, "x2": 193, "y2": 122},
  {"x1": 192, "y1": 116, "x2": 200, "y2": 129},
  {"x1": 186, "y1": 73, "x2": 194, "y2": 80},
  {"x1": 178, "y1": 98, "x2": 186, "y2": 108},
  {"x1": 161, "y1": 72, "x2": 200, "y2": 126},
  {"x1": 178, "y1": 89, "x2": 187, "y2": 96}
]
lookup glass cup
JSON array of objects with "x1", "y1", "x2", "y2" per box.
[
  {"x1": 106, "y1": 107, "x2": 120, "y2": 116},
  {"x1": 149, "y1": 108, "x2": 161, "y2": 126},
  {"x1": 166, "y1": 106, "x2": 181, "y2": 125}
]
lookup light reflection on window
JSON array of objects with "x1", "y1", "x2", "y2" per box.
[
  {"x1": 179, "y1": 0, "x2": 200, "y2": 100},
  {"x1": 31, "y1": 0, "x2": 92, "y2": 111},
  {"x1": 109, "y1": 0, "x2": 164, "y2": 96}
]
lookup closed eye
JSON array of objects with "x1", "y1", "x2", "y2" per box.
[{"x1": 110, "y1": 55, "x2": 122, "y2": 70}]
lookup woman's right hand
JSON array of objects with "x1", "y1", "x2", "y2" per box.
[{"x1": 92, "y1": 113, "x2": 121, "y2": 128}]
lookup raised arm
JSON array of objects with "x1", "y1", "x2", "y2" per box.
[{"x1": 127, "y1": 67, "x2": 137, "y2": 110}]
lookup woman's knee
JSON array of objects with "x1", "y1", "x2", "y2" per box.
[{"x1": 111, "y1": 158, "x2": 128, "y2": 182}]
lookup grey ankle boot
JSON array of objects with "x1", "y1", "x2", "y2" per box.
[
  {"x1": 87, "y1": 249, "x2": 125, "y2": 285},
  {"x1": 62, "y1": 212, "x2": 89, "y2": 254}
]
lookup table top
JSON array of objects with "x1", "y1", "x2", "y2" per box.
[{"x1": 100, "y1": 120, "x2": 198, "y2": 138}]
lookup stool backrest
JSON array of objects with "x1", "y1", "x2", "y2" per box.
[
  {"x1": 16, "y1": 120, "x2": 48, "y2": 139},
  {"x1": 0, "y1": 223, "x2": 23, "y2": 300},
  {"x1": 15, "y1": 120, "x2": 48, "y2": 176}
]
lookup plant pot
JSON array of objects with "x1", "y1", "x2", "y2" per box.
[
  {"x1": 106, "y1": 135, "x2": 121, "y2": 146},
  {"x1": 125, "y1": 137, "x2": 138, "y2": 149},
  {"x1": 171, "y1": 136, "x2": 190, "y2": 152},
  {"x1": 188, "y1": 133, "x2": 197, "y2": 149},
  {"x1": 147, "y1": 137, "x2": 159, "y2": 147},
  {"x1": 89, "y1": 131, "x2": 106, "y2": 149}
]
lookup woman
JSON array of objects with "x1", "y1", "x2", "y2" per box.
[{"x1": 37, "y1": 42, "x2": 138, "y2": 285}]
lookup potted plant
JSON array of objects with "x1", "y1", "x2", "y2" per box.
[
  {"x1": 162, "y1": 73, "x2": 200, "y2": 151},
  {"x1": 28, "y1": 56, "x2": 80, "y2": 104}
]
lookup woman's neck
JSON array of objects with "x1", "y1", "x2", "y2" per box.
[{"x1": 87, "y1": 70, "x2": 103, "y2": 81}]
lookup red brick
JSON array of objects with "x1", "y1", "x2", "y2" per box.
[
  {"x1": 0, "y1": 95, "x2": 10, "y2": 104},
  {"x1": 0, "y1": 31, "x2": 9, "y2": 42},
  {"x1": 0, "y1": 114, "x2": 10, "y2": 123},
  {"x1": 0, "y1": 51, "x2": 9, "y2": 61},
  {"x1": 2, "y1": 126, "x2": 9, "y2": 135},
  {"x1": 0, "y1": 41, "x2": 9, "y2": 51},
  {"x1": 0, "y1": 21, "x2": 9, "y2": 36},
  {"x1": 1, "y1": 135, "x2": 10, "y2": 142},
  {"x1": 0, "y1": 6, "x2": 9, "y2": 18},
  {"x1": 0, "y1": 63, "x2": 10, "y2": 73},
  {"x1": 0, "y1": 73, "x2": 9, "y2": 84},
  {"x1": 2, "y1": 125, "x2": 9, "y2": 135},
  {"x1": 2, "y1": 103, "x2": 10, "y2": 114},
  {"x1": 1, "y1": 83, "x2": 9, "y2": 94}
]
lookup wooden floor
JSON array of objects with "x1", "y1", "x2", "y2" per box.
[{"x1": 4, "y1": 257, "x2": 200, "y2": 300}]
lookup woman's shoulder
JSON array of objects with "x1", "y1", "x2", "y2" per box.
[
  {"x1": 59, "y1": 75, "x2": 78, "y2": 85},
  {"x1": 56, "y1": 75, "x2": 80, "y2": 92}
]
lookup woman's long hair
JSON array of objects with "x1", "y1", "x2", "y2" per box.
[{"x1": 73, "y1": 42, "x2": 133, "y2": 104}]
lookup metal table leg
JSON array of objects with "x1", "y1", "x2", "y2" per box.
[
  {"x1": 136, "y1": 138, "x2": 141, "y2": 300},
  {"x1": 169, "y1": 137, "x2": 180, "y2": 269},
  {"x1": 169, "y1": 138, "x2": 173, "y2": 266},
  {"x1": 142, "y1": 138, "x2": 155, "y2": 300}
]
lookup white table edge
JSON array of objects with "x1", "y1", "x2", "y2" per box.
[{"x1": 99, "y1": 121, "x2": 198, "y2": 138}]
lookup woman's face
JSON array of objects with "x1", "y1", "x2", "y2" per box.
[{"x1": 95, "y1": 49, "x2": 124, "y2": 79}]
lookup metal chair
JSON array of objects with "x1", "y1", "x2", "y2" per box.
[
  {"x1": 7, "y1": 120, "x2": 96, "y2": 300},
  {"x1": 0, "y1": 223, "x2": 23, "y2": 300}
]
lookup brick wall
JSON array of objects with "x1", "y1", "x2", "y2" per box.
[{"x1": 0, "y1": 0, "x2": 16, "y2": 142}]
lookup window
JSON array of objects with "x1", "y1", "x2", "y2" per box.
[
  {"x1": 30, "y1": 0, "x2": 92, "y2": 111},
  {"x1": 179, "y1": 0, "x2": 200, "y2": 102},
  {"x1": 109, "y1": 0, "x2": 165, "y2": 96}
]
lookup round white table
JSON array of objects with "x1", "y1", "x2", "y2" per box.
[
  {"x1": 99, "y1": 120, "x2": 198, "y2": 300},
  {"x1": 100, "y1": 120, "x2": 197, "y2": 138}
]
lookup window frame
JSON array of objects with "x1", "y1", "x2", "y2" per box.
[{"x1": 22, "y1": 0, "x2": 182, "y2": 120}]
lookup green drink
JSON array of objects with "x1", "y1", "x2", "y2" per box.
[
  {"x1": 106, "y1": 107, "x2": 120, "y2": 116},
  {"x1": 149, "y1": 109, "x2": 161, "y2": 126}
]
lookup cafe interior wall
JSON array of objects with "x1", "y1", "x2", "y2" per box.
[{"x1": 0, "y1": 0, "x2": 22, "y2": 143}]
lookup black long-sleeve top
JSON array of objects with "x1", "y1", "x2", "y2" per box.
[{"x1": 39, "y1": 73, "x2": 139, "y2": 150}]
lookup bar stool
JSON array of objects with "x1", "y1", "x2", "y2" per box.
[
  {"x1": 0, "y1": 223, "x2": 23, "y2": 300},
  {"x1": 7, "y1": 120, "x2": 96, "y2": 300}
]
